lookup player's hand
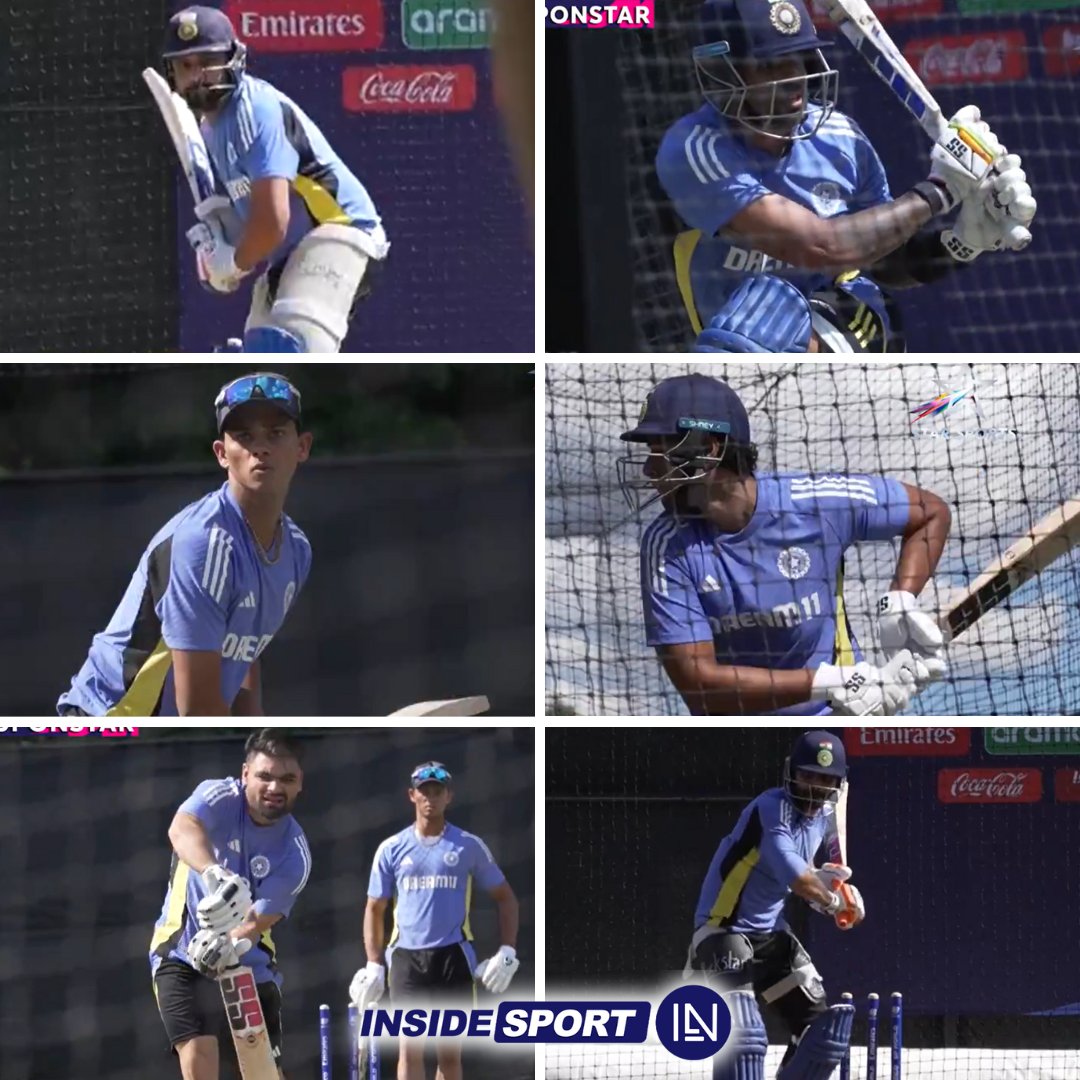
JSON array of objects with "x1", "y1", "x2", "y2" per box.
[
  {"x1": 201, "y1": 864, "x2": 243, "y2": 893},
  {"x1": 927, "y1": 106, "x2": 1003, "y2": 213},
  {"x1": 198, "y1": 877, "x2": 253, "y2": 935},
  {"x1": 877, "y1": 591, "x2": 948, "y2": 686},
  {"x1": 811, "y1": 650, "x2": 924, "y2": 716},
  {"x1": 187, "y1": 928, "x2": 253, "y2": 978},
  {"x1": 835, "y1": 883, "x2": 865, "y2": 929},
  {"x1": 348, "y1": 962, "x2": 386, "y2": 1009},
  {"x1": 187, "y1": 219, "x2": 247, "y2": 294},
  {"x1": 980, "y1": 153, "x2": 1035, "y2": 247},
  {"x1": 475, "y1": 945, "x2": 520, "y2": 994}
]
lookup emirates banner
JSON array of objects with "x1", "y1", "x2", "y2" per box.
[{"x1": 177, "y1": 0, "x2": 531, "y2": 352}]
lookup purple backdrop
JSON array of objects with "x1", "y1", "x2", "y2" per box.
[
  {"x1": 827, "y1": 6, "x2": 1079, "y2": 351},
  {"x1": 807, "y1": 729, "x2": 1080, "y2": 1016},
  {"x1": 176, "y1": 1, "x2": 533, "y2": 352}
]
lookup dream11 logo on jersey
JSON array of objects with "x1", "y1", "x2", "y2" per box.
[{"x1": 907, "y1": 375, "x2": 1017, "y2": 442}]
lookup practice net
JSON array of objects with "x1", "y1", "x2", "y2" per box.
[
  {"x1": 545, "y1": 727, "x2": 1080, "y2": 1079},
  {"x1": 616, "y1": 1, "x2": 1079, "y2": 351},
  {"x1": 545, "y1": 361, "x2": 1080, "y2": 716}
]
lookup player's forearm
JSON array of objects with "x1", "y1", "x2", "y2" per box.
[
  {"x1": 664, "y1": 657, "x2": 814, "y2": 714},
  {"x1": 791, "y1": 868, "x2": 838, "y2": 910},
  {"x1": 178, "y1": 693, "x2": 232, "y2": 717},
  {"x1": 363, "y1": 904, "x2": 386, "y2": 964},
  {"x1": 235, "y1": 217, "x2": 287, "y2": 272},
  {"x1": 892, "y1": 490, "x2": 951, "y2": 594},
  {"x1": 496, "y1": 893, "x2": 520, "y2": 949},
  {"x1": 169, "y1": 814, "x2": 218, "y2": 875},
  {"x1": 820, "y1": 192, "x2": 934, "y2": 269}
]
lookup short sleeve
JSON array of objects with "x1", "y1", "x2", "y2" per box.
[
  {"x1": 657, "y1": 123, "x2": 769, "y2": 236},
  {"x1": 252, "y1": 832, "x2": 313, "y2": 919},
  {"x1": 157, "y1": 526, "x2": 233, "y2": 652},
  {"x1": 794, "y1": 475, "x2": 910, "y2": 546},
  {"x1": 853, "y1": 136, "x2": 892, "y2": 210},
  {"x1": 242, "y1": 90, "x2": 299, "y2": 182},
  {"x1": 641, "y1": 518, "x2": 714, "y2": 646},
  {"x1": 368, "y1": 839, "x2": 396, "y2": 900},
  {"x1": 466, "y1": 833, "x2": 506, "y2": 891},
  {"x1": 177, "y1": 778, "x2": 239, "y2": 833}
]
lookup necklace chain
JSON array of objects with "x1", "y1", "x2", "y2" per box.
[{"x1": 244, "y1": 514, "x2": 284, "y2": 566}]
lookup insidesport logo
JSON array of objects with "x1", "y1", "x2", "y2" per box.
[
  {"x1": 546, "y1": 2, "x2": 655, "y2": 26},
  {"x1": 343, "y1": 65, "x2": 477, "y2": 112},
  {"x1": 224, "y1": 0, "x2": 384, "y2": 51},
  {"x1": 402, "y1": 0, "x2": 492, "y2": 49}
]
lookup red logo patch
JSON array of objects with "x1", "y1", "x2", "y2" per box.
[
  {"x1": 906, "y1": 31, "x2": 1028, "y2": 85},
  {"x1": 1043, "y1": 26, "x2": 1080, "y2": 78},
  {"x1": 1054, "y1": 768, "x2": 1080, "y2": 803},
  {"x1": 224, "y1": 0, "x2": 384, "y2": 52},
  {"x1": 938, "y1": 768, "x2": 1042, "y2": 804},
  {"x1": 844, "y1": 728, "x2": 971, "y2": 757},
  {"x1": 343, "y1": 65, "x2": 478, "y2": 113}
]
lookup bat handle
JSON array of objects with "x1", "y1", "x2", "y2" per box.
[{"x1": 833, "y1": 880, "x2": 856, "y2": 930}]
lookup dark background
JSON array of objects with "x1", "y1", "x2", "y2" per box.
[
  {"x1": 547, "y1": 5, "x2": 1079, "y2": 352},
  {"x1": 0, "y1": 0, "x2": 531, "y2": 352},
  {"x1": 0, "y1": 727, "x2": 535, "y2": 1080},
  {"x1": 547, "y1": 727, "x2": 1080, "y2": 1050},
  {"x1": 0, "y1": 363, "x2": 534, "y2": 717}
]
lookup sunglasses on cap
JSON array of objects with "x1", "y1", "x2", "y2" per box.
[
  {"x1": 215, "y1": 373, "x2": 302, "y2": 431},
  {"x1": 411, "y1": 763, "x2": 452, "y2": 786}
]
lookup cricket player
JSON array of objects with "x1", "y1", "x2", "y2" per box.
[
  {"x1": 657, "y1": 0, "x2": 1036, "y2": 352},
  {"x1": 161, "y1": 6, "x2": 389, "y2": 353},
  {"x1": 350, "y1": 761, "x2": 521, "y2": 1080},
  {"x1": 57, "y1": 372, "x2": 312, "y2": 717},
  {"x1": 619, "y1": 373, "x2": 952, "y2": 716},
  {"x1": 688, "y1": 731, "x2": 859, "y2": 1080},
  {"x1": 151, "y1": 730, "x2": 311, "y2": 1080}
]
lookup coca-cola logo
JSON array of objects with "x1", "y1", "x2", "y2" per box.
[
  {"x1": 845, "y1": 728, "x2": 971, "y2": 757},
  {"x1": 223, "y1": 0, "x2": 384, "y2": 52},
  {"x1": 938, "y1": 768, "x2": 1043, "y2": 804},
  {"x1": 342, "y1": 65, "x2": 477, "y2": 113},
  {"x1": 1043, "y1": 25, "x2": 1080, "y2": 77},
  {"x1": 906, "y1": 31, "x2": 1028, "y2": 85}
]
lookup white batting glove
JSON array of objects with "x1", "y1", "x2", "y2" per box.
[
  {"x1": 348, "y1": 962, "x2": 386, "y2": 1010},
  {"x1": 475, "y1": 946, "x2": 520, "y2": 994},
  {"x1": 927, "y1": 106, "x2": 1003, "y2": 213},
  {"x1": 187, "y1": 218, "x2": 246, "y2": 294},
  {"x1": 836, "y1": 883, "x2": 865, "y2": 929},
  {"x1": 981, "y1": 153, "x2": 1035, "y2": 246},
  {"x1": 877, "y1": 591, "x2": 948, "y2": 686},
  {"x1": 187, "y1": 929, "x2": 252, "y2": 978},
  {"x1": 197, "y1": 876, "x2": 253, "y2": 935},
  {"x1": 811, "y1": 650, "x2": 924, "y2": 716},
  {"x1": 808, "y1": 862, "x2": 852, "y2": 915}
]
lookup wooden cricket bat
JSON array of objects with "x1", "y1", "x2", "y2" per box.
[
  {"x1": 824, "y1": 781, "x2": 856, "y2": 930},
  {"x1": 389, "y1": 696, "x2": 491, "y2": 717},
  {"x1": 940, "y1": 500, "x2": 1080, "y2": 641},
  {"x1": 219, "y1": 966, "x2": 278, "y2": 1080}
]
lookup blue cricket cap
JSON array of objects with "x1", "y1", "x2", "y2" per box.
[
  {"x1": 698, "y1": 0, "x2": 830, "y2": 61},
  {"x1": 790, "y1": 730, "x2": 847, "y2": 779},
  {"x1": 620, "y1": 374, "x2": 752, "y2": 445},
  {"x1": 163, "y1": 6, "x2": 238, "y2": 58}
]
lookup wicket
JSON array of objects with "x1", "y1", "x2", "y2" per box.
[
  {"x1": 839, "y1": 991, "x2": 902, "y2": 1080},
  {"x1": 320, "y1": 1003, "x2": 379, "y2": 1080}
]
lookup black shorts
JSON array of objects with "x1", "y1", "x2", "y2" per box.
[
  {"x1": 154, "y1": 958, "x2": 284, "y2": 1063},
  {"x1": 388, "y1": 944, "x2": 475, "y2": 1006}
]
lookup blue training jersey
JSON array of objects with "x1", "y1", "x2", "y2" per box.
[
  {"x1": 640, "y1": 472, "x2": 910, "y2": 715},
  {"x1": 694, "y1": 787, "x2": 830, "y2": 933},
  {"x1": 59, "y1": 483, "x2": 312, "y2": 717},
  {"x1": 656, "y1": 103, "x2": 891, "y2": 325},
  {"x1": 203, "y1": 73, "x2": 384, "y2": 265},
  {"x1": 149, "y1": 778, "x2": 312, "y2": 987},
  {"x1": 369, "y1": 822, "x2": 506, "y2": 959}
]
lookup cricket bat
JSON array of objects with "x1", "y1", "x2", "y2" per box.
[
  {"x1": 142, "y1": 67, "x2": 217, "y2": 204},
  {"x1": 824, "y1": 781, "x2": 856, "y2": 930},
  {"x1": 389, "y1": 696, "x2": 491, "y2": 717},
  {"x1": 219, "y1": 965, "x2": 278, "y2": 1080},
  {"x1": 822, "y1": 0, "x2": 1030, "y2": 249},
  {"x1": 939, "y1": 500, "x2": 1080, "y2": 641}
]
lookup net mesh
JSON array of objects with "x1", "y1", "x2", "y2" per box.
[
  {"x1": 545, "y1": 727, "x2": 1080, "y2": 1079},
  {"x1": 0, "y1": 727, "x2": 534, "y2": 1080},
  {"x1": 545, "y1": 361, "x2": 1080, "y2": 716},
  {"x1": 615, "y1": 2, "x2": 1079, "y2": 351}
]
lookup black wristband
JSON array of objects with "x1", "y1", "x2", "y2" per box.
[{"x1": 911, "y1": 180, "x2": 953, "y2": 217}]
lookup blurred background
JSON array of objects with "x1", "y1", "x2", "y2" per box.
[
  {"x1": 545, "y1": 726, "x2": 1080, "y2": 1079},
  {"x1": 0, "y1": 0, "x2": 532, "y2": 351},
  {"x1": 0, "y1": 726, "x2": 535, "y2": 1080},
  {"x1": 1, "y1": 362, "x2": 534, "y2": 716},
  {"x1": 548, "y1": 3, "x2": 1078, "y2": 351}
]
